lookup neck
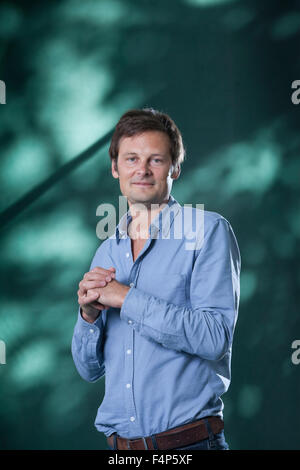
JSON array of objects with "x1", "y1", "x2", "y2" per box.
[{"x1": 128, "y1": 196, "x2": 170, "y2": 239}]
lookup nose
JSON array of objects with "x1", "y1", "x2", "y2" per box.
[{"x1": 136, "y1": 160, "x2": 152, "y2": 176}]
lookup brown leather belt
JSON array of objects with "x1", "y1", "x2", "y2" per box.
[{"x1": 107, "y1": 416, "x2": 224, "y2": 450}]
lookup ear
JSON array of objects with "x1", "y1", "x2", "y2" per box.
[
  {"x1": 170, "y1": 163, "x2": 181, "y2": 180},
  {"x1": 111, "y1": 158, "x2": 119, "y2": 179}
]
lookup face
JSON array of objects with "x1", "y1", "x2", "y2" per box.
[{"x1": 111, "y1": 131, "x2": 180, "y2": 207}]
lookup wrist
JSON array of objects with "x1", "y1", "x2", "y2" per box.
[
  {"x1": 80, "y1": 308, "x2": 100, "y2": 323},
  {"x1": 118, "y1": 285, "x2": 131, "y2": 308}
]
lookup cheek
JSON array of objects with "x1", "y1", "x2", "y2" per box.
[
  {"x1": 155, "y1": 169, "x2": 170, "y2": 181},
  {"x1": 118, "y1": 169, "x2": 133, "y2": 183},
  {"x1": 120, "y1": 165, "x2": 134, "y2": 176}
]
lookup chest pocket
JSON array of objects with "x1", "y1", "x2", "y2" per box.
[{"x1": 145, "y1": 273, "x2": 187, "y2": 306}]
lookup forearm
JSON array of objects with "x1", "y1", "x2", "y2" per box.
[{"x1": 120, "y1": 287, "x2": 235, "y2": 361}]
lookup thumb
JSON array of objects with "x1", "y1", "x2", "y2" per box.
[{"x1": 108, "y1": 266, "x2": 116, "y2": 278}]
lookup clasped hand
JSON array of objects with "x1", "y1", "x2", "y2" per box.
[{"x1": 77, "y1": 267, "x2": 130, "y2": 316}]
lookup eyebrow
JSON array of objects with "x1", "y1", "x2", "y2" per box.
[{"x1": 121, "y1": 152, "x2": 165, "y2": 157}]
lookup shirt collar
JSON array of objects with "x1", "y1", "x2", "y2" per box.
[{"x1": 115, "y1": 194, "x2": 181, "y2": 243}]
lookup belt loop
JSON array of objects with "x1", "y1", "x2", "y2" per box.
[
  {"x1": 113, "y1": 433, "x2": 117, "y2": 450},
  {"x1": 142, "y1": 437, "x2": 149, "y2": 450},
  {"x1": 203, "y1": 418, "x2": 216, "y2": 449},
  {"x1": 150, "y1": 435, "x2": 159, "y2": 450}
]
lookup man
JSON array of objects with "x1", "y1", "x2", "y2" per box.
[{"x1": 71, "y1": 108, "x2": 241, "y2": 450}]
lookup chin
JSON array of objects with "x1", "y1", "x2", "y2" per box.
[
  {"x1": 131, "y1": 195, "x2": 153, "y2": 204},
  {"x1": 129, "y1": 192, "x2": 158, "y2": 205}
]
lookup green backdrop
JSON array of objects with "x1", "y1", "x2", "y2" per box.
[{"x1": 1, "y1": 0, "x2": 299, "y2": 450}]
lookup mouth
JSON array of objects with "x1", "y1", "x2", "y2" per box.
[{"x1": 132, "y1": 182, "x2": 154, "y2": 186}]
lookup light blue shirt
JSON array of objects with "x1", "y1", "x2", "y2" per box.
[{"x1": 71, "y1": 195, "x2": 241, "y2": 439}]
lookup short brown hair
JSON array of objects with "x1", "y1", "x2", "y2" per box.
[{"x1": 109, "y1": 108, "x2": 185, "y2": 168}]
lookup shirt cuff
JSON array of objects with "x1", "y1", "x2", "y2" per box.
[
  {"x1": 76, "y1": 307, "x2": 105, "y2": 332},
  {"x1": 120, "y1": 286, "x2": 144, "y2": 325}
]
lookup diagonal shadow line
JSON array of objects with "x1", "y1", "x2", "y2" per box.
[
  {"x1": 0, "y1": 129, "x2": 114, "y2": 231},
  {"x1": 0, "y1": 86, "x2": 167, "y2": 231}
]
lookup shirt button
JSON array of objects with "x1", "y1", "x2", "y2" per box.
[
  {"x1": 89, "y1": 329, "x2": 94, "y2": 333},
  {"x1": 126, "y1": 383, "x2": 131, "y2": 388},
  {"x1": 126, "y1": 349, "x2": 132, "y2": 355},
  {"x1": 129, "y1": 283, "x2": 134, "y2": 287},
  {"x1": 128, "y1": 320, "x2": 132, "y2": 324},
  {"x1": 126, "y1": 252, "x2": 130, "y2": 258},
  {"x1": 130, "y1": 416, "x2": 135, "y2": 422}
]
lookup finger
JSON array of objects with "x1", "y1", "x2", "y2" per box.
[
  {"x1": 90, "y1": 267, "x2": 116, "y2": 278},
  {"x1": 90, "y1": 300, "x2": 111, "y2": 311},
  {"x1": 108, "y1": 267, "x2": 116, "y2": 278},
  {"x1": 90, "y1": 301, "x2": 106, "y2": 311},
  {"x1": 87, "y1": 290, "x2": 109, "y2": 309},
  {"x1": 91, "y1": 267, "x2": 115, "y2": 274},
  {"x1": 83, "y1": 272, "x2": 114, "y2": 282},
  {"x1": 78, "y1": 280, "x2": 87, "y2": 296},
  {"x1": 79, "y1": 290, "x2": 99, "y2": 305},
  {"x1": 80, "y1": 280, "x2": 107, "y2": 292},
  {"x1": 82, "y1": 274, "x2": 115, "y2": 286}
]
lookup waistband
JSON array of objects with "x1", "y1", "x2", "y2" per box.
[{"x1": 107, "y1": 415, "x2": 224, "y2": 450}]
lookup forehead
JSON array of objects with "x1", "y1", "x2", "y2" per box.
[{"x1": 118, "y1": 131, "x2": 171, "y2": 156}]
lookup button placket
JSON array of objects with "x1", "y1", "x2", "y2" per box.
[
  {"x1": 123, "y1": 235, "x2": 146, "y2": 428},
  {"x1": 123, "y1": 258, "x2": 141, "y2": 427},
  {"x1": 124, "y1": 329, "x2": 138, "y2": 426},
  {"x1": 124, "y1": 284, "x2": 136, "y2": 425}
]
